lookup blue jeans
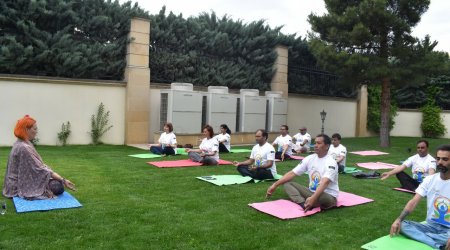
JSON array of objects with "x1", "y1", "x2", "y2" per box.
[{"x1": 401, "y1": 220, "x2": 450, "y2": 249}]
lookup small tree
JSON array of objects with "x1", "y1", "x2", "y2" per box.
[
  {"x1": 91, "y1": 103, "x2": 113, "y2": 145},
  {"x1": 57, "y1": 121, "x2": 71, "y2": 146},
  {"x1": 420, "y1": 85, "x2": 446, "y2": 138}
]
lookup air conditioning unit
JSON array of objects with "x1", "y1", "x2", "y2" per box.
[
  {"x1": 265, "y1": 91, "x2": 287, "y2": 132},
  {"x1": 160, "y1": 83, "x2": 202, "y2": 133},
  {"x1": 206, "y1": 86, "x2": 238, "y2": 132},
  {"x1": 239, "y1": 89, "x2": 266, "y2": 132}
]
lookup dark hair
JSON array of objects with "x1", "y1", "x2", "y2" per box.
[
  {"x1": 48, "y1": 179, "x2": 64, "y2": 195},
  {"x1": 256, "y1": 129, "x2": 269, "y2": 140},
  {"x1": 220, "y1": 124, "x2": 231, "y2": 135},
  {"x1": 316, "y1": 134, "x2": 331, "y2": 145},
  {"x1": 164, "y1": 122, "x2": 173, "y2": 132},
  {"x1": 417, "y1": 139, "x2": 429, "y2": 148},
  {"x1": 436, "y1": 144, "x2": 450, "y2": 152},
  {"x1": 281, "y1": 125, "x2": 289, "y2": 131},
  {"x1": 203, "y1": 125, "x2": 214, "y2": 138},
  {"x1": 331, "y1": 133, "x2": 341, "y2": 140}
]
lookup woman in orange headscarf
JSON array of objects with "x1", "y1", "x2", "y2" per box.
[{"x1": 2, "y1": 115, "x2": 76, "y2": 199}]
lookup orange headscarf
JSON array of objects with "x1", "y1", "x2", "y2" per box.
[{"x1": 14, "y1": 115, "x2": 36, "y2": 140}]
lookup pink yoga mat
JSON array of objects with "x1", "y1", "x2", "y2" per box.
[
  {"x1": 350, "y1": 150, "x2": 389, "y2": 156},
  {"x1": 249, "y1": 191, "x2": 374, "y2": 220},
  {"x1": 275, "y1": 155, "x2": 305, "y2": 162},
  {"x1": 393, "y1": 188, "x2": 416, "y2": 194},
  {"x1": 148, "y1": 159, "x2": 233, "y2": 168},
  {"x1": 356, "y1": 162, "x2": 398, "y2": 170}
]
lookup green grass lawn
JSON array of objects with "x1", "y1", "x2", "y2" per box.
[{"x1": 0, "y1": 137, "x2": 448, "y2": 249}]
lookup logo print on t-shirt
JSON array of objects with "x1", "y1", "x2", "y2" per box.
[
  {"x1": 309, "y1": 171, "x2": 321, "y2": 192},
  {"x1": 254, "y1": 154, "x2": 262, "y2": 168},
  {"x1": 413, "y1": 167, "x2": 425, "y2": 182},
  {"x1": 431, "y1": 196, "x2": 450, "y2": 226}
]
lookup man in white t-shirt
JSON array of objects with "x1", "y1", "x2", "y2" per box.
[
  {"x1": 266, "y1": 134, "x2": 339, "y2": 211},
  {"x1": 381, "y1": 140, "x2": 436, "y2": 191},
  {"x1": 234, "y1": 129, "x2": 277, "y2": 180},
  {"x1": 272, "y1": 125, "x2": 293, "y2": 161},
  {"x1": 328, "y1": 133, "x2": 347, "y2": 173},
  {"x1": 389, "y1": 144, "x2": 450, "y2": 249},
  {"x1": 292, "y1": 126, "x2": 311, "y2": 153}
]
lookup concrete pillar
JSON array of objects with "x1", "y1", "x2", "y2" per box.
[
  {"x1": 270, "y1": 45, "x2": 289, "y2": 98},
  {"x1": 124, "y1": 18, "x2": 150, "y2": 144},
  {"x1": 356, "y1": 84, "x2": 368, "y2": 137}
]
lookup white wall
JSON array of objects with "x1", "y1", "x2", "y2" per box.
[
  {"x1": 391, "y1": 110, "x2": 450, "y2": 138},
  {"x1": 287, "y1": 94, "x2": 357, "y2": 138},
  {"x1": 0, "y1": 77, "x2": 126, "y2": 146}
]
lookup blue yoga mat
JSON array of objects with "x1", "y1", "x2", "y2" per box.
[{"x1": 13, "y1": 192, "x2": 82, "y2": 213}]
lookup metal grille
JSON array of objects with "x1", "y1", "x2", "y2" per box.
[{"x1": 160, "y1": 93, "x2": 168, "y2": 131}]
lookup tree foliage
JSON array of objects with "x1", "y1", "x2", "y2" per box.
[
  {"x1": 367, "y1": 85, "x2": 397, "y2": 133},
  {"x1": 420, "y1": 85, "x2": 447, "y2": 138},
  {"x1": 307, "y1": 0, "x2": 448, "y2": 146},
  {"x1": 0, "y1": 0, "x2": 148, "y2": 80}
]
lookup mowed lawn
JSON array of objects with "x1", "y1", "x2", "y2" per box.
[{"x1": 0, "y1": 137, "x2": 448, "y2": 249}]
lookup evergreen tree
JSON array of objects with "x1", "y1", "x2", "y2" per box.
[{"x1": 308, "y1": 0, "x2": 448, "y2": 147}]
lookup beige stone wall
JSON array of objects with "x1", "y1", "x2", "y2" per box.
[
  {"x1": 287, "y1": 94, "x2": 358, "y2": 138},
  {"x1": 0, "y1": 76, "x2": 126, "y2": 146},
  {"x1": 391, "y1": 110, "x2": 450, "y2": 138}
]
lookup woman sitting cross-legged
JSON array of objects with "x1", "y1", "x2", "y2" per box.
[
  {"x1": 186, "y1": 125, "x2": 219, "y2": 165},
  {"x1": 148, "y1": 122, "x2": 177, "y2": 156},
  {"x1": 215, "y1": 124, "x2": 231, "y2": 153},
  {"x1": 2, "y1": 115, "x2": 76, "y2": 200}
]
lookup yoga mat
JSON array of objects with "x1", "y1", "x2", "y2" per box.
[
  {"x1": 275, "y1": 155, "x2": 304, "y2": 162},
  {"x1": 148, "y1": 159, "x2": 233, "y2": 168},
  {"x1": 197, "y1": 174, "x2": 283, "y2": 186},
  {"x1": 249, "y1": 191, "x2": 374, "y2": 219},
  {"x1": 343, "y1": 167, "x2": 361, "y2": 174},
  {"x1": 361, "y1": 235, "x2": 432, "y2": 250},
  {"x1": 176, "y1": 148, "x2": 189, "y2": 155},
  {"x1": 393, "y1": 187, "x2": 416, "y2": 194},
  {"x1": 230, "y1": 149, "x2": 252, "y2": 153},
  {"x1": 13, "y1": 192, "x2": 82, "y2": 213},
  {"x1": 350, "y1": 150, "x2": 389, "y2": 156},
  {"x1": 356, "y1": 162, "x2": 399, "y2": 170},
  {"x1": 128, "y1": 153, "x2": 162, "y2": 159}
]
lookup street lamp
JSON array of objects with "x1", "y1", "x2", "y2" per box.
[{"x1": 320, "y1": 109, "x2": 327, "y2": 134}]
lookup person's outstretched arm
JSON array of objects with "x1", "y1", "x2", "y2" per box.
[{"x1": 389, "y1": 193, "x2": 422, "y2": 237}]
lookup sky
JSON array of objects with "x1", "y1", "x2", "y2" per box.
[{"x1": 126, "y1": 0, "x2": 450, "y2": 53}]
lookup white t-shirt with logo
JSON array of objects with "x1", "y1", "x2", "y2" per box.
[
  {"x1": 272, "y1": 135, "x2": 293, "y2": 156},
  {"x1": 250, "y1": 142, "x2": 277, "y2": 177},
  {"x1": 403, "y1": 154, "x2": 437, "y2": 181},
  {"x1": 292, "y1": 154, "x2": 339, "y2": 197},
  {"x1": 328, "y1": 144, "x2": 347, "y2": 166},
  {"x1": 293, "y1": 132, "x2": 311, "y2": 150},
  {"x1": 158, "y1": 132, "x2": 177, "y2": 146},
  {"x1": 199, "y1": 137, "x2": 219, "y2": 161},
  {"x1": 215, "y1": 133, "x2": 231, "y2": 151},
  {"x1": 415, "y1": 173, "x2": 450, "y2": 228}
]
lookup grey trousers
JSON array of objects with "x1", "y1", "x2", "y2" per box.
[
  {"x1": 283, "y1": 181, "x2": 337, "y2": 209},
  {"x1": 188, "y1": 152, "x2": 218, "y2": 165}
]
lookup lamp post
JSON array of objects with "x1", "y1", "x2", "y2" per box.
[{"x1": 320, "y1": 109, "x2": 327, "y2": 134}]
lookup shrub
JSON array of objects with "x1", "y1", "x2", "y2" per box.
[
  {"x1": 57, "y1": 121, "x2": 71, "y2": 146},
  {"x1": 91, "y1": 103, "x2": 113, "y2": 145},
  {"x1": 420, "y1": 85, "x2": 447, "y2": 138},
  {"x1": 367, "y1": 85, "x2": 397, "y2": 133}
]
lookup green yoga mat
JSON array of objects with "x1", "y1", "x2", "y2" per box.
[
  {"x1": 343, "y1": 167, "x2": 361, "y2": 174},
  {"x1": 361, "y1": 235, "x2": 433, "y2": 250},
  {"x1": 129, "y1": 153, "x2": 162, "y2": 159},
  {"x1": 197, "y1": 174, "x2": 282, "y2": 186},
  {"x1": 230, "y1": 149, "x2": 252, "y2": 153},
  {"x1": 176, "y1": 148, "x2": 189, "y2": 155}
]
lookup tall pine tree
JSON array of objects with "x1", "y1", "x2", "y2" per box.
[{"x1": 308, "y1": 0, "x2": 447, "y2": 147}]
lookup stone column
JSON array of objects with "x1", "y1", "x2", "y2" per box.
[
  {"x1": 270, "y1": 45, "x2": 289, "y2": 98},
  {"x1": 124, "y1": 18, "x2": 150, "y2": 144},
  {"x1": 356, "y1": 84, "x2": 368, "y2": 137}
]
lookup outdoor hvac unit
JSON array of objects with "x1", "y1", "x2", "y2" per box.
[
  {"x1": 239, "y1": 89, "x2": 266, "y2": 132},
  {"x1": 160, "y1": 83, "x2": 202, "y2": 133},
  {"x1": 265, "y1": 91, "x2": 288, "y2": 132},
  {"x1": 206, "y1": 86, "x2": 237, "y2": 132}
]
